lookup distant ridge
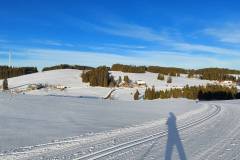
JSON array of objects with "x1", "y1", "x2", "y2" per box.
[{"x1": 42, "y1": 64, "x2": 94, "y2": 72}]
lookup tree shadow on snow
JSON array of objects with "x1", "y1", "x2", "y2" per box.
[{"x1": 165, "y1": 112, "x2": 187, "y2": 160}]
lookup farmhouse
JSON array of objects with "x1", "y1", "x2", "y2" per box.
[
  {"x1": 28, "y1": 84, "x2": 45, "y2": 90},
  {"x1": 136, "y1": 80, "x2": 146, "y2": 86},
  {"x1": 220, "y1": 80, "x2": 234, "y2": 86},
  {"x1": 56, "y1": 85, "x2": 67, "y2": 90}
]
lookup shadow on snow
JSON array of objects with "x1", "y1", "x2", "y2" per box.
[{"x1": 165, "y1": 112, "x2": 187, "y2": 160}]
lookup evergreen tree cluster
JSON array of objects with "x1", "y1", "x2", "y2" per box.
[
  {"x1": 42, "y1": 64, "x2": 94, "y2": 71},
  {"x1": 157, "y1": 73, "x2": 165, "y2": 80},
  {"x1": 196, "y1": 68, "x2": 240, "y2": 75},
  {"x1": 193, "y1": 68, "x2": 240, "y2": 81},
  {"x1": 123, "y1": 75, "x2": 130, "y2": 83},
  {"x1": 147, "y1": 66, "x2": 187, "y2": 76},
  {"x1": 81, "y1": 66, "x2": 115, "y2": 87},
  {"x1": 0, "y1": 66, "x2": 38, "y2": 79},
  {"x1": 199, "y1": 72, "x2": 236, "y2": 81},
  {"x1": 111, "y1": 64, "x2": 186, "y2": 76},
  {"x1": 111, "y1": 64, "x2": 240, "y2": 82},
  {"x1": 111, "y1": 64, "x2": 146, "y2": 73},
  {"x1": 144, "y1": 84, "x2": 239, "y2": 100},
  {"x1": 187, "y1": 71, "x2": 195, "y2": 78}
]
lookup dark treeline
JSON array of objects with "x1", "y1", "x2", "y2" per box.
[
  {"x1": 147, "y1": 66, "x2": 186, "y2": 76},
  {"x1": 81, "y1": 66, "x2": 115, "y2": 87},
  {"x1": 111, "y1": 64, "x2": 146, "y2": 73},
  {"x1": 0, "y1": 66, "x2": 38, "y2": 79},
  {"x1": 144, "y1": 84, "x2": 239, "y2": 100},
  {"x1": 111, "y1": 64, "x2": 186, "y2": 75},
  {"x1": 195, "y1": 68, "x2": 240, "y2": 75},
  {"x1": 194, "y1": 68, "x2": 239, "y2": 81},
  {"x1": 42, "y1": 64, "x2": 94, "y2": 71},
  {"x1": 111, "y1": 64, "x2": 240, "y2": 81}
]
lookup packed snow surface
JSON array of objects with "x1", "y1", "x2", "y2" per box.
[
  {"x1": 0, "y1": 94, "x2": 200, "y2": 152},
  {"x1": 1, "y1": 94, "x2": 240, "y2": 160}
]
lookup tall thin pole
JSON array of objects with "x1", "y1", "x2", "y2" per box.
[{"x1": 8, "y1": 49, "x2": 12, "y2": 67}]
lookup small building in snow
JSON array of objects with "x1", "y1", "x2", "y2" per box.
[
  {"x1": 56, "y1": 85, "x2": 67, "y2": 90},
  {"x1": 136, "y1": 80, "x2": 146, "y2": 86},
  {"x1": 28, "y1": 84, "x2": 45, "y2": 90},
  {"x1": 219, "y1": 80, "x2": 234, "y2": 87}
]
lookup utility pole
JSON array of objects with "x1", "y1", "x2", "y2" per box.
[{"x1": 8, "y1": 49, "x2": 12, "y2": 67}]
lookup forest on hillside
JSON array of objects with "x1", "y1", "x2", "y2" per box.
[
  {"x1": 144, "y1": 84, "x2": 240, "y2": 100},
  {"x1": 194, "y1": 68, "x2": 239, "y2": 81},
  {"x1": 81, "y1": 66, "x2": 116, "y2": 87},
  {"x1": 42, "y1": 64, "x2": 94, "y2": 71},
  {"x1": 111, "y1": 64, "x2": 146, "y2": 73},
  {"x1": 0, "y1": 66, "x2": 38, "y2": 79},
  {"x1": 1, "y1": 63, "x2": 240, "y2": 82},
  {"x1": 111, "y1": 64, "x2": 240, "y2": 81}
]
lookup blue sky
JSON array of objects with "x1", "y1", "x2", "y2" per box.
[{"x1": 0, "y1": 0, "x2": 240, "y2": 69}]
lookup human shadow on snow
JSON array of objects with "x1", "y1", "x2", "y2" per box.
[{"x1": 165, "y1": 112, "x2": 187, "y2": 160}]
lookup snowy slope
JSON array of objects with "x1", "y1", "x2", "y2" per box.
[
  {"x1": 1, "y1": 69, "x2": 214, "y2": 100},
  {"x1": 110, "y1": 71, "x2": 213, "y2": 90},
  {"x1": 5, "y1": 69, "x2": 84, "y2": 88}
]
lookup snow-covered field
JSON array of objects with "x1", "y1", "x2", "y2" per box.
[
  {"x1": 2, "y1": 69, "x2": 214, "y2": 100},
  {"x1": 0, "y1": 94, "x2": 200, "y2": 152},
  {"x1": 0, "y1": 69, "x2": 240, "y2": 160},
  {"x1": 1, "y1": 94, "x2": 240, "y2": 160}
]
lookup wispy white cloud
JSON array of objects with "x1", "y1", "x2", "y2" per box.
[
  {"x1": 2, "y1": 21, "x2": 240, "y2": 69},
  {"x1": 92, "y1": 21, "x2": 240, "y2": 57},
  {"x1": 173, "y1": 43, "x2": 240, "y2": 57},
  {"x1": 103, "y1": 43, "x2": 146, "y2": 49},
  {"x1": 95, "y1": 22, "x2": 170, "y2": 42},
  {"x1": 32, "y1": 39, "x2": 75, "y2": 47},
  {"x1": 85, "y1": 43, "x2": 147, "y2": 52},
  {"x1": 204, "y1": 23, "x2": 240, "y2": 44},
  {"x1": 1, "y1": 48, "x2": 239, "y2": 70}
]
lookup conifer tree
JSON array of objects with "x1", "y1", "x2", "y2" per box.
[
  {"x1": 3, "y1": 78, "x2": 8, "y2": 90},
  {"x1": 124, "y1": 75, "x2": 130, "y2": 84},
  {"x1": 157, "y1": 73, "x2": 164, "y2": 80},
  {"x1": 118, "y1": 76, "x2": 122, "y2": 84},
  {"x1": 188, "y1": 72, "x2": 194, "y2": 78},
  {"x1": 134, "y1": 89, "x2": 140, "y2": 100},
  {"x1": 167, "y1": 76, "x2": 172, "y2": 83}
]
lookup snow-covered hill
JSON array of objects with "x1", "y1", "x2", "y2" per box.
[{"x1": 2, "y1": 69, "x2": 214, "y2": 100}]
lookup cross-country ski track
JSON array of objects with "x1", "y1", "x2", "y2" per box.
[{"x1": 3, "y1": 101, "x2": 240, "y2": 160}]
